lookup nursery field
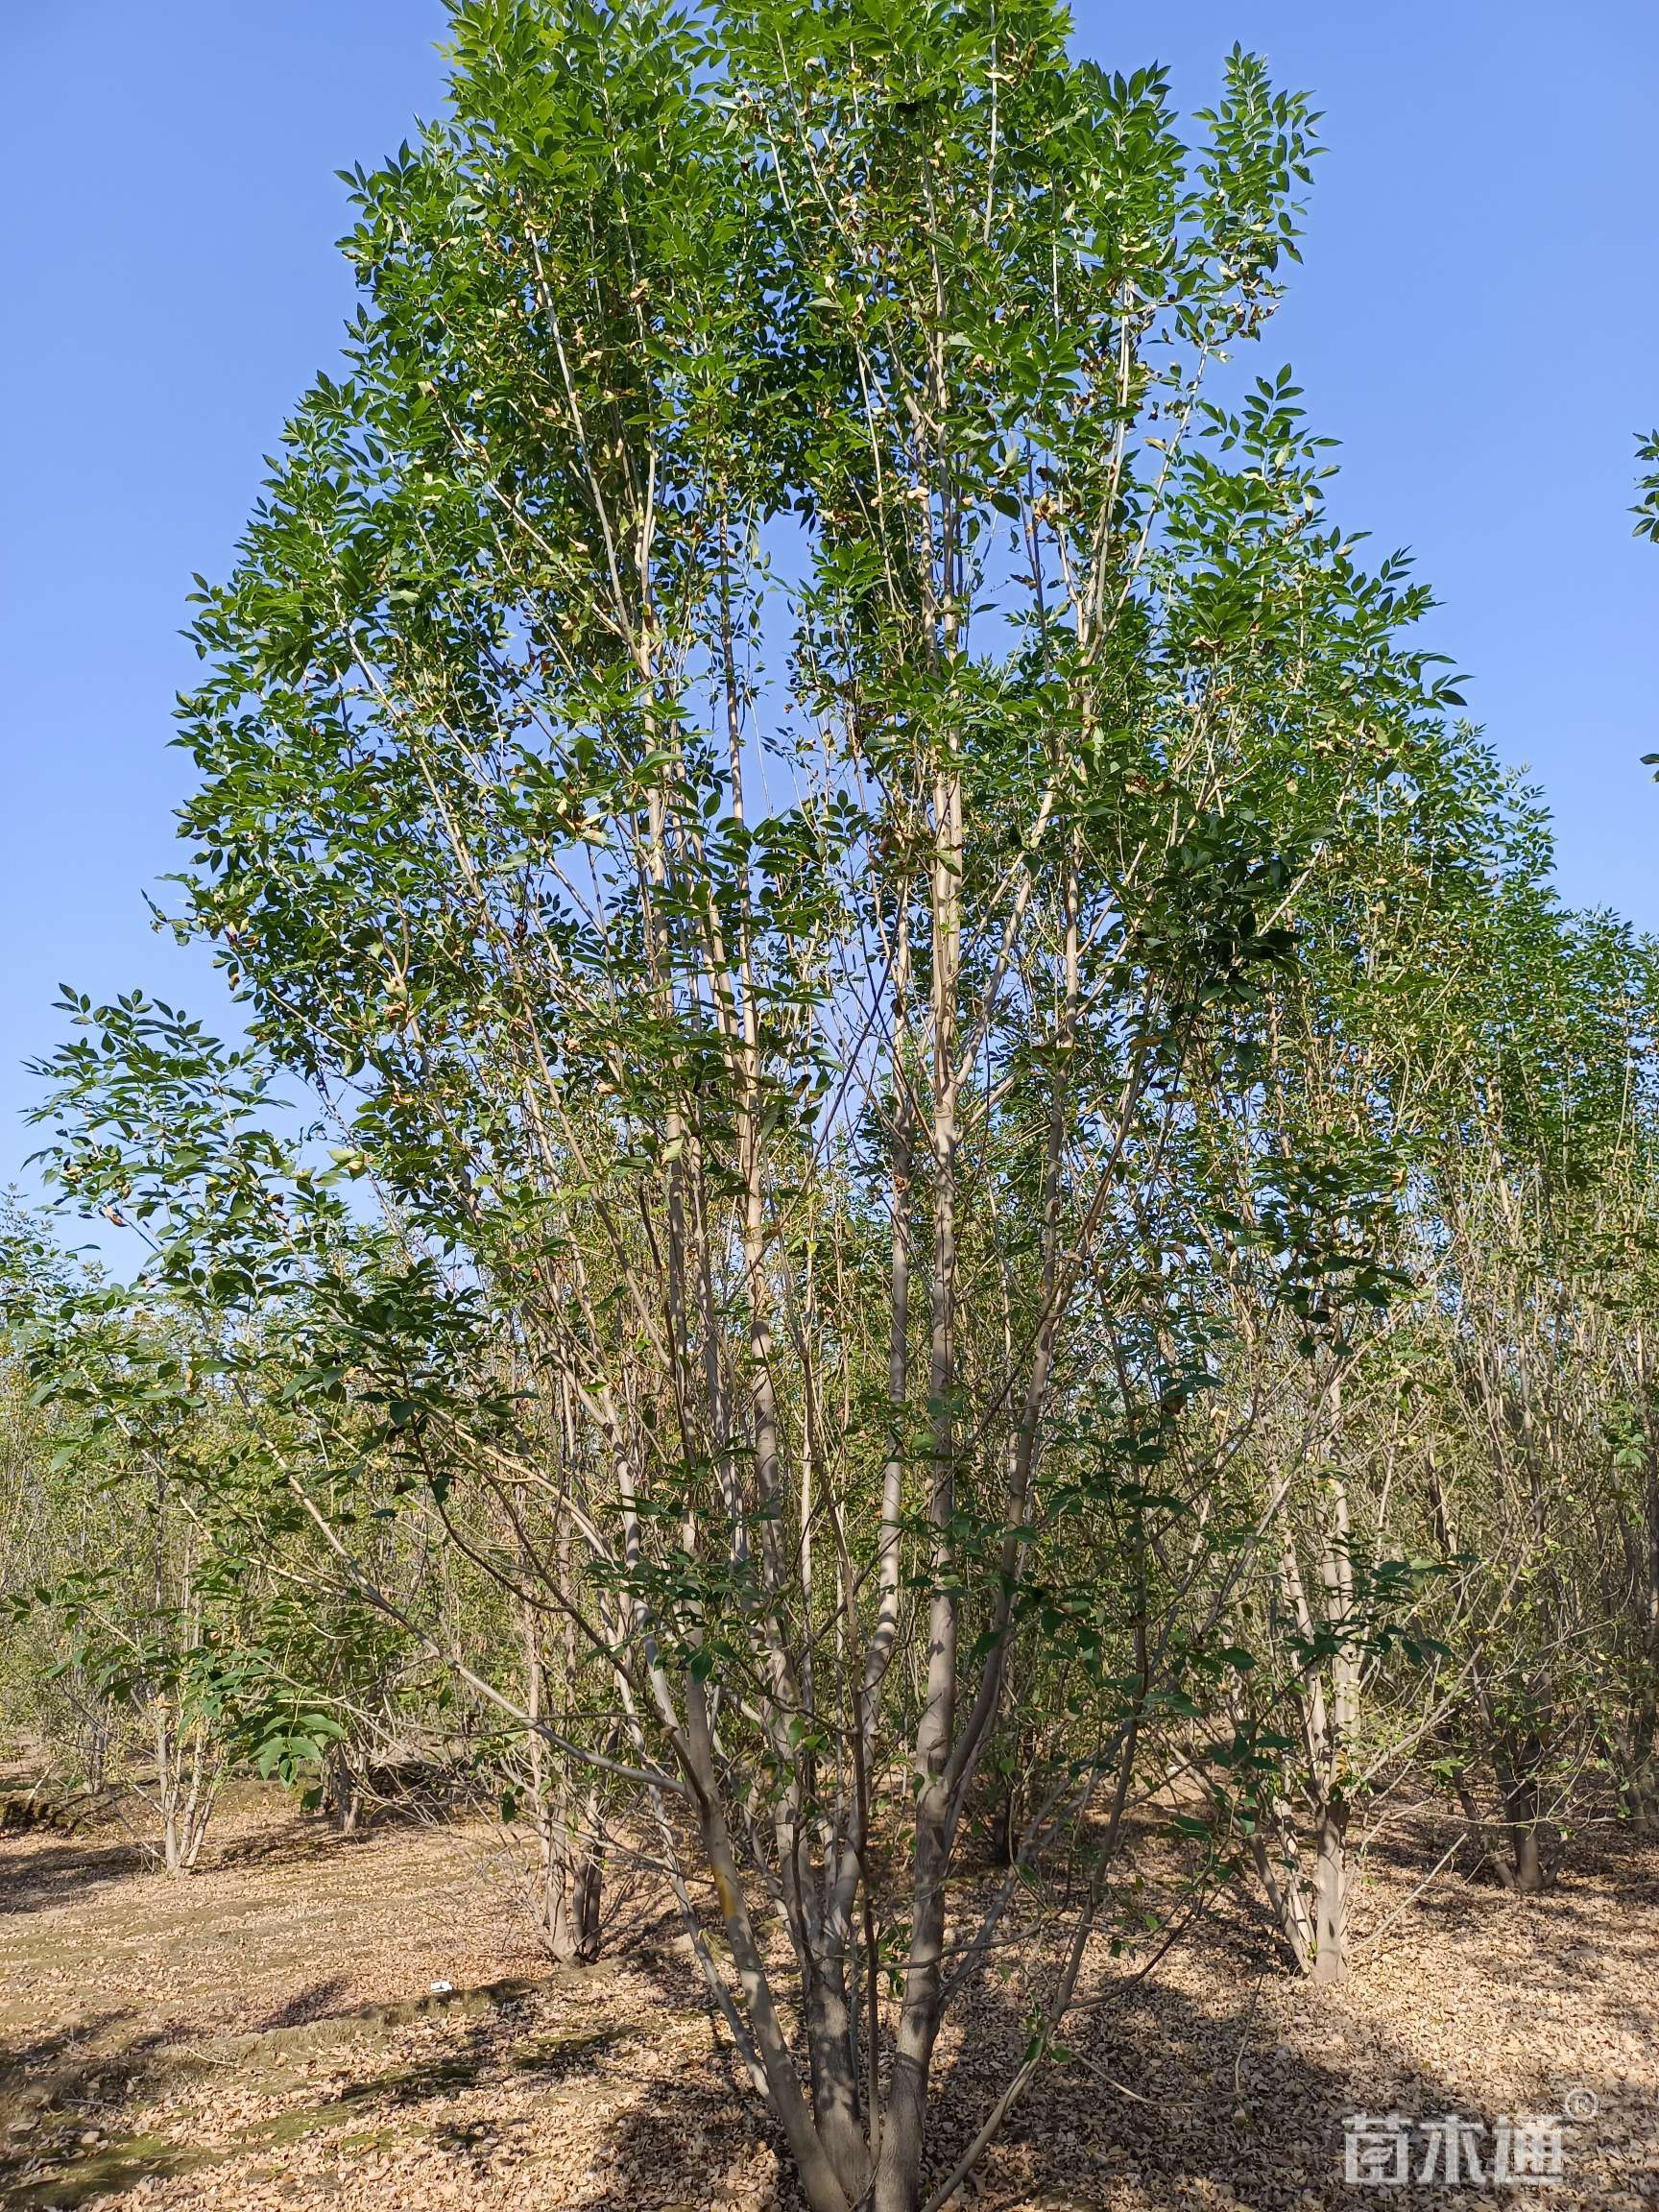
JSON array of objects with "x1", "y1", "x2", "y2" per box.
[
  {"x1": 7, "y1": 5, "x2": 1659, "y2": 2212},
  {"x1": 2, "y1": 1791, "x2": 1655, "y2": 2212}
]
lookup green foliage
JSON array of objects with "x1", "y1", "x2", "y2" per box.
[{"x1": 6, "y1": 2, "x2": 1658, "y2": 2199}]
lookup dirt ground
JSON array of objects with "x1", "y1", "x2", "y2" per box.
[{"x1": 2, "y1": 1789, "x2": 1655, "y2": 2211}]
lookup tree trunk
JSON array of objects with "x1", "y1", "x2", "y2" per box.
[
  {"x1": 1502, "y1": 1772, "x2": 1547, "y2": 1893},
  {"x1": 520, "y1": 1598, "x2": 605, "y2": 1962},
  {"x1": 1310, "y1": 1800, "x2": 1350, "y2": 1984},
  {"x1": 870, "y1": 749, "x2": 964, "y2": 2212},
  {"x1": 324, "y1": 1745, "x2": 362, "y2": 1836},
  {"x1": 154, "y1": 1701, "x2": 218, "y2": 1876}
]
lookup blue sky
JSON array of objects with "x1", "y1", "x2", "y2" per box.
[{"x1": 3, "y1": 1, "x2": 1655, "y2": 1193}]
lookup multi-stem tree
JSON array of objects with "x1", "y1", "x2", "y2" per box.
[{"x1": 24, "y1": 4, "x2": 1564, "y2": 2204}]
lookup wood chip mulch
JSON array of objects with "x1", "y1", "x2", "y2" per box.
[{"x1": 2, "y1": 1793, "x2": 1655, "y2": 2210}]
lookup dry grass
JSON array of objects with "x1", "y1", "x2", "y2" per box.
[{"x1": 2, "y1": 1787, "x2": 1655, "y2": 2210}]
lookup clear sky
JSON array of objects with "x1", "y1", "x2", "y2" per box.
[{"x1": 3, "y1": 1, "x2": 1655, "y2": 1194}]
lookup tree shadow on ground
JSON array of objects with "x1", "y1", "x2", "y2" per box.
[
  {"x1": 4, "y1": 1854, "x2": 1648, "y2": 2211},
  {"x1": 0, "y1": 2010, "x2": 185, "y2": 2208},
  {"x1": 0, "y1": 1835, "x2": 145, "y2": 1918},
  {"x1": 586, "y1": 1885, "x2": 1643, "y2": 2212},
  {"x1": 0, "y1": 1974, "x2": 629, "y2": 2210},
  {"x1": 0, "y1": 1802, "x2": 432, "y2": 1920},
  {"x1": 254, "y1": 1976, "x2": 351, "y2": 2032},
  {"x1": 921, "y1": 1875, "x2": 1646, "y2": 2212}
]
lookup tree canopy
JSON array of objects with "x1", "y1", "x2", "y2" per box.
[{"x1": 6, "y1": 7, "x2": 1658, "y2": 2210}]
